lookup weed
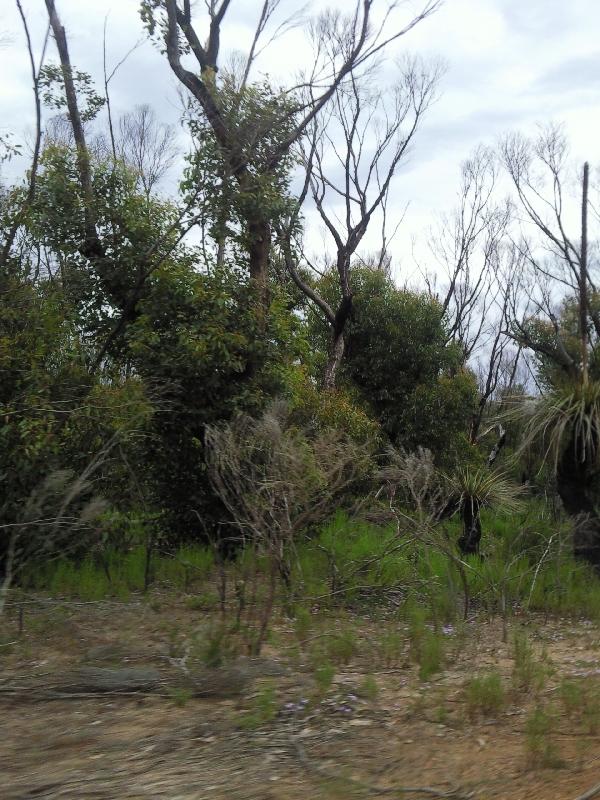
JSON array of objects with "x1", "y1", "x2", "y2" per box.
[
  {"x1": 326, "y1": 628, "x2": 359, "y2": 665},
  {"x1": 583, "y1": 687, "x2": 600, "y2": 734},
  {"x1": 314, "y1": 661, "x2": 335, "y2": 697},
  {"x1": 558, "y1": 678, "x2": 586, "y2": 718},
  {"x1": 191, "y1": 623, "x2": 238, "y2": 668},
  {"x1": 358, "y1": 674, "x2": 378, "y2": 701},
  {"x1": 418, "y1": 631, "x2": 444, "y2": 681},
  {"x1": 168, "y1": 687, "x2": 193, "y2": 708},
  {"x1": 239, "y1": 682, "x2": 278, "y2": 730},
  {"x1": 512, "y1": 630, "x2": 546, "y2": 692},
  {"x1": 376, "y1": 626, "x2": 404, "y2": 668},
  {"x1": 292, "y1": 606, "x2": 313, "y2": 646},
  {"x1": 524, "y1": 704, "x2": 564, "y2": 769},
  {"x1": 464, "y1": 671, "x2": 506, "y2": 718},
  {"x1": 406, "y1": 605, "x2": 444, "y2": 681},
  {"x1": 186, "y1": 592, "x2": 219, "y2": 611}
]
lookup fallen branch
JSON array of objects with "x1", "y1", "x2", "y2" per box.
[{"x1": 575, "y1": 783, "x2": 600, "y2": 800}]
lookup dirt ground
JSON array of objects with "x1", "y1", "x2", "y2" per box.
[{"x1": 1, "y1": 596, "x2": 600, "y2": 800}]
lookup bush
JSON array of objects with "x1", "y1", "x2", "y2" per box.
[{"x1": 465, "y1": 671, "x2": 506, "y2": 718}]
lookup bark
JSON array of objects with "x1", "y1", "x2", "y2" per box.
[
  {"x1": 248, "y1": 217, "x2": 271, "y2": 322},
  {"x1": 580, "y1": 162, "x2": 590, "y2": 386},
  {"x1": 45, "y1": 0, "x2": 103, "y2": 261},
  {"x1": 487, "y1": 424, "x2": 507, "y2": 468},
  {"x1": 557, "y1": 431, "x2": 600, "y2": 568},
  {"x1": 458, "y1": 499, "x2": 482, "y2": 555},
  {"x1": 323, "y1": 333, "x2": 345, "y2": 391}
]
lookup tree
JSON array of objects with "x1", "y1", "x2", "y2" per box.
[
  {"x1": 501, "y1": 126, "x2": 600, "y2": 565},
  {"x1": 283, "y1": 57, "x2": 440, "y2": 388},
  {"x1": 141, "y1": 0, "x2": 440, "y2": 317},
  {"x1": 307, "y1": 266, "x2": 478, "y2": 464}
]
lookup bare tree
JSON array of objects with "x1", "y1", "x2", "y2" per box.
[
  {"x1": 142, "y1": 0, "x2": 440, "y2": 316},
  {"x1": 423, "y1": 147, "x2": 512, "y2": 360},
  {"x1": 281, "y1": 57, "x2": 440, "y2": 388},
  {"x1": 500, "y1": 124, "x2": 596, "y2": 380},
  {"x1": 118, "y1": 104, "x2": 178, "y2": 198},
  {"x1": 0, "y1": 1, "x2": 50, "y2": 269}
]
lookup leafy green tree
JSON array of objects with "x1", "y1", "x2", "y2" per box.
[{"x1": 308, "y1": 267, "x2": 478, "y2": 465}]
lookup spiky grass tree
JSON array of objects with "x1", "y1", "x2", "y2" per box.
[
  {"x1": 443, "y1": 467, "x2": 524, "y2": 555},
  {"x1": 518, "y1": 383, "x2": 600, "y2": 564}
]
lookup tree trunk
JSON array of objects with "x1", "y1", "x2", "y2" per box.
[
  {"x1": 248, "y1": 216, "x2": 271, "y2": 327},
  {"x1": 323, "y1": 333, "x2": 345, "y2": 391},
  {"x1": 458, "y1": 499, "x2": 482, "y2": 555},
  {"x1": 557, "y1": 431, "x2": 600, "y2": 568}
]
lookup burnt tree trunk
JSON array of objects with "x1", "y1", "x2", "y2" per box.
[
  {"x1": 458, "y1": 499, "x2": 482, "y2": 555},
  {"x1": 557, "y1": 431, "x2": 600, "y2": 568}
]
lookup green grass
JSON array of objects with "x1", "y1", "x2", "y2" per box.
[
  {"x1": 464, "y1": 671, "x2": 506, "y2": 718},
  {"x1": 524, "y1": 704, "x2": 564, "y2": 768},
  {"x1": 13, "y1": 502, "x2": 600, "y2": 630},
  {"x1": 512, "y1": 630, "x2": 548, "y2": 692},
  {"x1": 21, "y1": 543, "x2": 215, "y2": 600},
  {"x1": 238, "y1": 682, "x2": 278, "y2": 730}
]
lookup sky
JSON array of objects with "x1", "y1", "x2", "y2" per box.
[{"x1": 2, "y1": 0, "x2": 600, "y2": 278}]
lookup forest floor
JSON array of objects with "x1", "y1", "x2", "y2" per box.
[{"x1": 1, "y1": 595, "x2": 600, "y2": 800}]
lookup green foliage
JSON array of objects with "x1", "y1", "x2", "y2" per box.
[
  {"x1": 516, "y1": 381, "x2": 600, "y2": 474},
  {"x1": 39, "y1": 64, "x2": 105, "y2": 122},
  {"x1": 287, "y1": 368, "x2": 380, "y2": 444},
  {"x1": 443, "y1": 467, "x2": 524, "y2": 516},
  {"x1": 358, "y1": 674, "x2": 379, "y2": 701},
  {"x1": 512, "y1": 631, "x2": 548, "y2": 692},
  {"x1": 239, "y1": 682, "x2": 278, "y2": 730},
  {"x1": 464, "y1": 671, "x2": 506, "y2": 718},
  {"x1": 307, "y1": 267, "x2": 478, "y2": 464},
  {"x1": 524, "y1": 705, "x2": 564, "y2": 768}
]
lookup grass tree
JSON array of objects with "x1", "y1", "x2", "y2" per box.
[
  {"x1": 501, "y1": 126, "x2": 600, "y2": 565},
  {"x1": 441, "y1": 466, "x2": 524, "y2": 555}
]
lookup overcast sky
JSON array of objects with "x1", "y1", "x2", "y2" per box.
[{"x1": 2, "y1": 0, "x2": 600, "y2": 276}]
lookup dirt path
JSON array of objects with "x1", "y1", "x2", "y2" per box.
[{"x1": 2, "y1": 599, "x2": 600, "y2": 799}]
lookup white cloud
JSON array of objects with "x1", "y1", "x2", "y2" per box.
[{"x1": 2, "y1": 0, "x2": 600, "y2": 276}]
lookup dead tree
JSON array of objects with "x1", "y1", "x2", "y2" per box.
[
  {"x1": 118, "y1": 105, "x2": 178, "y2": 199},
  {"x1": 500, "y1": 125, "x2": 596, "y2": 377},
  {"x1": 282, "y1": 57, "x2": 440, "y2": 388}
]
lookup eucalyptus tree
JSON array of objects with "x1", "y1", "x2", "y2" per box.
[{"x1": 139, "y1": 0, "x2": 441, "y2": 321}]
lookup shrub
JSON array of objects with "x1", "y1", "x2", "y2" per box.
[
  {"x1": 524, "y1": 705, "x2": 563, "y2": 768},
  {"x1": 465, "y1": 671, "x2": 506, "y2": 718}
]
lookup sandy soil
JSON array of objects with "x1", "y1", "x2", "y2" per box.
[{"x1": 1, "y1": 596, "x2": 600, "y2": 800}]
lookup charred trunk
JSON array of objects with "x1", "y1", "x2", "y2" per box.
[
  {"x1": 458, "y1": 499, "x2": 482, "y2": 555},
  {"x1": 557, "y1": 431, "x2": 600, "y2": 568}
]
